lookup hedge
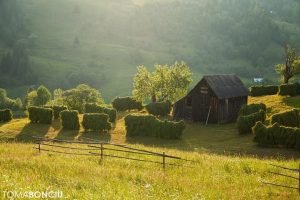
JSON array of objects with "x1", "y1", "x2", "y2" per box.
[
  {"x1": 60, "y1": 110, "x2": 80, "y2": 130},
  {"x1": 82, "y1": 113, "x2": 112, "y2": 131},
  {"x1": 112, "y1": 97, "x2": 143, "y2": 111},
  {"x1": 249, "y1": 85, "x2": 278, "y2": 97},
  {"x1": 0, "y1": 109, "x2": 13, "y2": 122},
  {"x1": 124, "y1": 114, "x2": 185, "y2": 139},
  {"x1": 84, "y1": 103, "x2": 117, "y2": 123},
  {"x1": 237, "y1": 110, "x2": 266, "y2": 134},
  {"x1": 44, "y1": 105, "x2": 67, "y2": 119},
  {"x1": 253, "y1": 122, "x2": 300, "y2": 150},
  {"x1": 278, "y1": 82, "x2": 300, "y2": 96},
  {"x1": 145, "y1": 101, "x2": 172, "y2": 116},
  {"x1": 28, "y1": 106, "x2": 53, "y2": 124},
  {"x1": 239, "y1": 103, "x2": 266, "y2": 116},
  {"x1": 270, "y1": 109, "x2": 300, "y2": 128}
]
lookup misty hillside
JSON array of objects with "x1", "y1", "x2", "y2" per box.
[{"x1": 0, "y1": 0, "x2": 300, "y2": 101}]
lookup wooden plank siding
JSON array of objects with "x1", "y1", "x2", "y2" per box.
[{"x1": 173, "y1": 75, "x2": 248, "y2": 124}]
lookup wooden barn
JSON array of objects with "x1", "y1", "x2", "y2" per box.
[{"x1": 173, "y1": 75, "x2": 249, "y2": 123}]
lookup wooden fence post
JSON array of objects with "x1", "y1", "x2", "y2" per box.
[
  {"x1": 38, "y1": 141, "x2": 41, "y2": 153},
  {"x1": 163, "y1": 152, "x2": 166, "y2": 169},
  {"x1": 100, "y1": 143, "x2": 103, "y2": 161},
  {"x1": 298, "y1": 162, "x2": 300, "y2": 195}
]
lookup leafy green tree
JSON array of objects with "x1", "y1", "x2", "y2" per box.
[
  {"x1": 133, "y1": 61, "x2": 192, "y2": 103},
  {"x1": 35, "y1": 85, "x2": 52, "y2": 106},
  {"x1": 25, "y1": 85, "x2": 51, "y2": 107},
  {"x1": 275, "y1": 44, "x2": 300, "y2": 84},
  {"x1": 25, "y1": 90, "x2": 38, "y2": 108},
  {"x1": 0, "y1": 88, "x2": 23, "y2": 110},
  {"x1": 62, "y1": 84, "x2": 103, "y2": 113}
]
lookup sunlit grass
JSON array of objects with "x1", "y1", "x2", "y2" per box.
[
  {"x1": 249, "y1": 95, "x2": 300, "y2": 116},
  {"x1": 1, "y1": 96, "x2": 300, "y2": 199}
]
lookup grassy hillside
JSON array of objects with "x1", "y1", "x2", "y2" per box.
[
  {"x1": 1, "y1": 96, "x2": 300, "y2": 199},
  {"x1": 0, "y1": 142, "x2": 299, "y2": 199},
  {"x1": 1, "y1": 0, "x2": 300, "y2": 101}
]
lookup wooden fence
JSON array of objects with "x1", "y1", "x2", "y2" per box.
[
  {"x1": 262, "y1": 163, "x2": 300, "y2": 194},
  {"x1": 33, "y1": 136, "x2": 191, "y2": 169}
]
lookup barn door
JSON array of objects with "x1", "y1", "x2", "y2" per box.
[
  {"x1": 199, "y1": 91, "x2": 210, "y2": 122},
  {"x1": 192, "y1": 86, "x2": 211, "y2": 122}
]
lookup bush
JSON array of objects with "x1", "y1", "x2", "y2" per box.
[
  {"x1": 249, "y1": 85, "x2": 278, "y2": 97},
  {"x1": 253, "y1": 122, "x2": 300, "y2": 149},
  {"x1": 60, "y1": 110, "x2": 80, "y2": 130},
  {"x1": 270, "y1": 109, "x2": 300, "y2": 127},
  {"x1": 44, "y1": 105, "x2": 67, "y2": 119},
  {"x1": 239, "y1": 103, "x2": 267, "y2": 116},
  {"x1": 145, "y1": 101, "x2": 172, "y2": 116},
  {"x1": 84, "y1": 103, "x2": 117, "y2": 123},
  {"x1": 82, "y1": 113, "x2": 112, "y2": 131},
  {"x1": 278, "y1": 83, "x2": 300, "y2": 96},
  {"x1": 112, "y1": 97, "x2": 143, "y2": 111},
  {"x1": 0, "y1": 109, "x2": 13, "y2": 122},
  {"x1": 28, "y1": 106, "x2": 53, "y2": 124},
  {"x1": 124, "y1": 114, "x2": 185, "y2": 139},
  {"x1": 237, "y1": 110, "x2": 266, "y2": 134}
]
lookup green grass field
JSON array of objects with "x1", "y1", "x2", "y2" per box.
[{"x1": 1, "y1": 95, "x2": 300, "y2": 199}]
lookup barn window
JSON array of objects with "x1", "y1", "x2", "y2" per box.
[
  {"x1": 186, "y1": 96, "x2": 192, "y2": 107},
  {"x1": 200, "y1": 86, "x2": 208, "y2": 94}
]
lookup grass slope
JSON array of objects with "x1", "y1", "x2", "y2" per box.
[
  {"x1": 0, "y1": 143, "x2": 298, "y2": 199},
  {"x1": 1, "y1": 96, "x2": 300, "y2": 199}
]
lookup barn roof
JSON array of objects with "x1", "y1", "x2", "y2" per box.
[{"x1": 192, "y1": 74, "x2": 249, "y2": 99}]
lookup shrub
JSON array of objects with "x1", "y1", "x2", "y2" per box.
[
  {"x1": 239, "y1": 103, "x2": 267, "y2": 116},
  {"x1": 237, "y1": 110, "x2": 266, "y2": 134},
  {"x1": 253, "y1": 122, "x2": 300, "y2": 149},
  {"x1": 84, "y1": 103, "x2": 117, "y2": 123},
  {"x1": 82, "y1": 113, "x2": 112, "y2": 131},
  {"x1": 0, "y1": 109, "x2": 13, "y2": 122},
  {"x1": 270, "y1": 109, "x2": 300, "y2": 127},
  {"x1": 145, "y1": 101, "x2": 172, "y2": 116},
  {"x1": 112, "y1": 97, "x2": 143, "y2": 111},
  {"x1": 28, "y1": 106, "x2": 53, "y2": 124},
  {"x1": 124, "y1": 114, "x2": 185, "y2": 139},
  {"x1": 278, "y1": 83, "x2": 300, "y2": 96},
  {"x1": 249, "y1": 85, "x2": 278, "y2": 97},
  {"x1": 60, "y1": 110, "x2": 80, "y2": 130},
  {"x1": 44, "y1": 105, "x2": 67, "y2": 119}
]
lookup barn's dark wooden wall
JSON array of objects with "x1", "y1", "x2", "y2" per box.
[{"x1": 173, "y1": 75, "x2": 249, "y2": 124}]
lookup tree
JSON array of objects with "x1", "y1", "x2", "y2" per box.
[
  {"x1": 35, "y1": 85, "x2": 52, "y2": 106},
  {"x1": 275, "y1": 44, "x2": 300, "y2": 84},
  {"x1": 25, "y1": 85, "x2": 51, "y2": 107},
  {"x1": 25, "y1": 90, "x2": 38, "y2": 108},
  {"x1": 62, "y1": 84, "x2": 103, "y2": 113},
  {"x1": 132, "y1": 61, "x2": 192, "y2": 103},
  {"x1": 0, "y1": 88, "x2": 23, "y2": 110}
]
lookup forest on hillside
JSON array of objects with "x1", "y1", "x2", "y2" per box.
[{"x1": 0, "y1": 0, "x2": 300, "y2": 100}]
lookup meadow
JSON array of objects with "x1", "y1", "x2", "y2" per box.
[{"x1": 0, "y1": 95, "x2": 300, "y2": 199}]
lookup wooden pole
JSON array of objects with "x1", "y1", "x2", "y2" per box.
[
  {"x1": 100, "y1": 143, "x2": 103, "y2": 161},
  {"x1": 163, "y1": 152, "x2": 166, "y2": 169},
  {"x1": 205, "y1": 105, "x2": 211, "y2": 126},
  {"x1": 38, "y1": 142, "x2": 41, "y2": 153},
  {"x1": 298, "y1": 162, "x2": 300, "y2": 194}
]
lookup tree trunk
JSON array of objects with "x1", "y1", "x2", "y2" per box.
[
  {"x1": 151, "y1": 94, "x2": 157, "y2": 103},
  {"x1": 284, "y1": 74, "x2": 289, "y2": 84}
]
